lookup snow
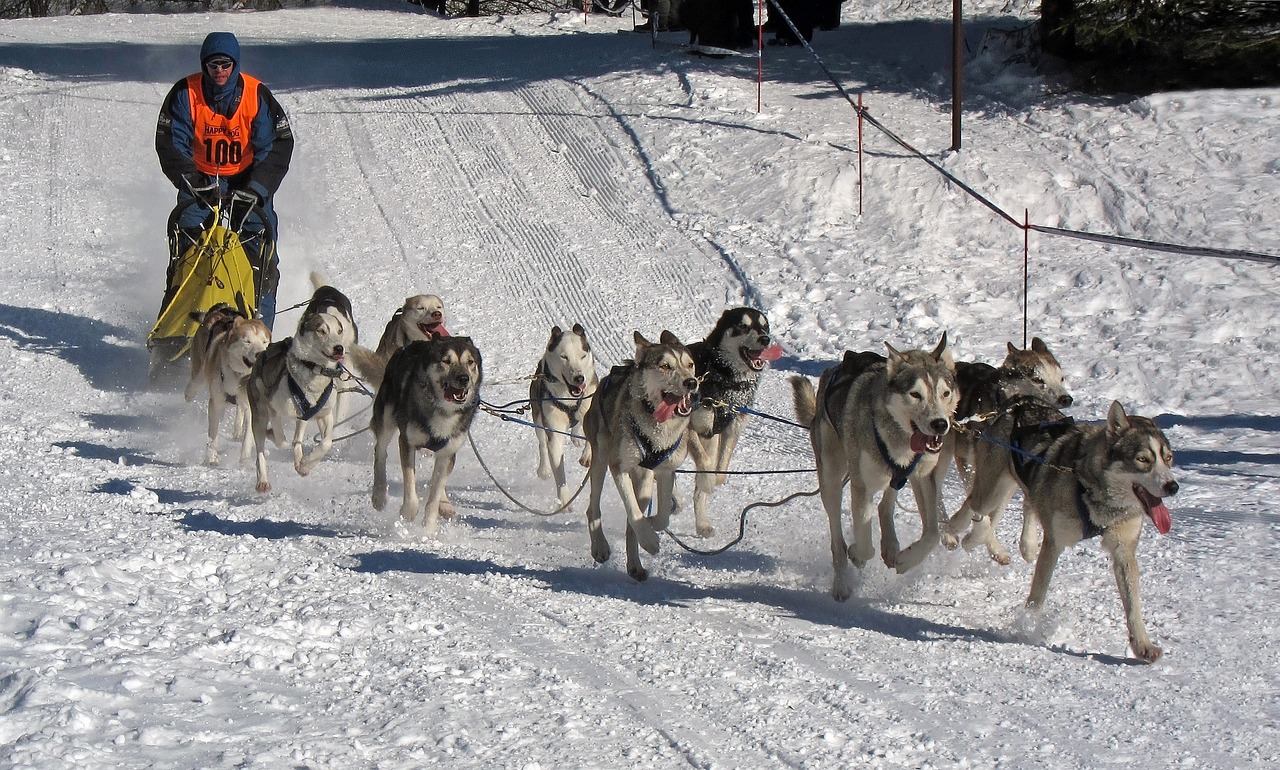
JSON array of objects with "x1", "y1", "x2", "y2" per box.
[{"x1": 1, "y1": 1, "x2": 1278, "y2": 767}]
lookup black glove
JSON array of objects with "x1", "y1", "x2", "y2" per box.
[
  {"x1": 183, "y1": 173, "x2": 217, "y2": 197},
  {"x1": 230, "y1": 188, "x2": 260, "y2": 208}
]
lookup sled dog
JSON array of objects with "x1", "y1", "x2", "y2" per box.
[
  {"x1": 791, "y1": 335, "x2": 958, "y2": 598},
  {"x1": 375, "y1": 294, "x2": 448, "y2": 360},
  {"x1": 247, "y1": 274, "x2": 359, "y2": 493},
  {"x1": 940, "y1": 338, "x2": 1074, "y2": 562},
  {"x1": 366, "y1": 336, "x2": 483, "y2": 536},
  {"x1": 184, "y1": 303, "x2": 271, "y2": 466},
  {"x1": 954, "y1": 397, "x2": 1177, "y2": 662},
  {"x1": 685, "y1": 307, "x2": 782, "y2": 536},
  {"x1": 582, "y1": 330, "x2": 699, "y2": 581},
  {"x1": 530, "y1": 323, "x2": 599, "y2": 507}
]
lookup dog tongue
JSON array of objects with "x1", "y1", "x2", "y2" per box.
[
  {"x1": 759, "y1": 344, "x2": 783, "y2": 361},
  {"x1": 654, "y1": 400, "x2": 678, "y2": 423},
  {"x1": 1136, "y1": 486, "x2": 1173, "y2": 534}
]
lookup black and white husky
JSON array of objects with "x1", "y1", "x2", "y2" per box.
[
  {"x1": 685, "y1": 307, "x2": 781, "y2": 536},
  {"x1": 246, "y1": 273, "x2": 358, "y2": 493},
  {"x1": 529, "y1": 323, "x2": 599, "y2": 507}
]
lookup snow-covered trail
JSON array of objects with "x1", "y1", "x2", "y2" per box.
[{"x1": 1, "y1": 6, "x2": 1279, "y2": 768}]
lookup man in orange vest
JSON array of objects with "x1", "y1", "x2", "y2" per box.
[{"x1": 156, "y1": 31, "x2": 294, "y2": 331}]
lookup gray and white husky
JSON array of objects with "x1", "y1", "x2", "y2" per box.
[
  {"x1": 247, "y1": 274, "x2": 358, "y2": 493},
  {"x1": 530, "y1": 323, "x2": 599, "y2": 507},
  {"x1": 941, "y1": 337, "x2": 1074, "y2": 562},
  {"x1": 791, "y1": 335, "x2": 959, "y2": 598},
  {"x1": 685, "y1": 307, "x2": 781, "y2": 537},
  {"x1": 952, "y1": 397, "x2": 1177, "y2": 662},
  {"x1": 364, "y1": 336, "x2": 483, "y2": 537},
  {"x1": 582, "y1": 330, "x2": 700, "y2": 581}
]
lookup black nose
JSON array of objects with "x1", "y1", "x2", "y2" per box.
[
  {"x1": 1058, "y1": 394, "x2": 1074, "y2": 407},
  {"x1": 1164, "y1": 480, "x2": 1179, "y2": 496},
  {"x1": 930, "y1": 418, "x2": 949, "y2": 434}
]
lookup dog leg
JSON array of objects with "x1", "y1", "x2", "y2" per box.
[
  {"x1": 205, "y1": 392, "x2": 226, "y2": 466},
  {"x1": 398, "y1": 433, "x2": 420, "y2": 524},
  {"x1": 650, "y1": 469, "x2": 677, "y2": 533},
  {"x1": 877, "y1": 487, "x2": 901, "y2": 568},
  {"x1": 688, "y1": 433, "x2": 717, "y2": 537},
  {"x1": 297, "y1": 411, "x2": 335, "y2": 477},
  {"x1": 894, "y1": 468, "x2": 946, "y2": 574},
  {"x1": 584, "y1": 457, "x2": 612, "y2": 564},
  {"x1": 1025, "y1": 532, "x2": 1067, "y2": 610},
  {"x1": 420, "y1": 451, "x2": 456, "y2": 539},
  {"x1": 624, "y1": 521, "x2": 648, "y2": 582},
  {"x1": 1103, "y1": 518, "x2": 1161, "y2": 663},
  {"x1": 614, "y1": 468, "x2": 659, "y2": 555},
  {"x1": 818, "y1": 470, "x2": 853, "y2": 601}
]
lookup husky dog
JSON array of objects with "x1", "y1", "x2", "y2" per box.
[
  {"x1": 791, "y1": 335, "x2": 958, "y2": 598},
  {"x1": 364, "y1": 337, "x2": 483, "y2": 536},
  {"x1": 582, "y1": 330, "x2": 700, "y2": 581},
  {"x1": 530, "y1": 324, "x2": 599, "y2": 507},
  {"x1": 246, "y1": 274, "x2": 359, "y2": 493},
  {"x1": 941, "y1": 338, "x2": 1074, "y2": 562},
  {"x1": 685, "y1": 307, "x2": 782, "y2": 536},
  {"x1": 375, "y1": 294, "x2": 448, "y2": 360},
  {"x1": 184, "y1": 304, "x2": 271, "y2": 466},
  {"x1": 955, "y1": 397, "x2": 1177, "y2": 662}
]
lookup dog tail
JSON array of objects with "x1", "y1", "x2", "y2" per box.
[
  {"x1": 790, "y1": 375, "x2": 816, "y2": 429},
  {"x1": 346, "y1": 345, "x2": 387, "y2": 392}
]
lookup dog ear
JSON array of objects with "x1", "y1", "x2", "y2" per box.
[
  {"x1": 1106, "y1": 400, "x2": 1131, "y2": 436},
  {"x1": 931, "y1": 331, "x2": 954, "y2": 369}
]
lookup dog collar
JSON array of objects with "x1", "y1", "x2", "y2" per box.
[{"x1": 873, "y1": 423, "x2": 921, "y2": 491}]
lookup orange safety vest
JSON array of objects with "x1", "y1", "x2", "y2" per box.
[{"x1": 186, "y1": 72, "x2": 262, "y2": 177}]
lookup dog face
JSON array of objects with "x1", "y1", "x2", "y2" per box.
[
  {"x1": 707, "y1": 307, "x2": 778, "y2": 374},
  {"x1": 633, "y1": 330, "x2": 699, "y2": 422},
  {"x1": 884, "y1": 334, "x2": 958, "y2": 453},
  {"x1": 1002, "y1": 337, "x2": 1072, "y2": 407},
  {"x1": 544, "y1": 323, "x2": 595, "y2": 398},
  {"x1": 222, "y1": 317, "x2": 272, "y2": 377},
  {"x1": 419, "y1": 337, "x2": 483, "y2": 409},
  {"x1": 1105, "y1": 401, "x2": 1177, "y2": 534},
  {"x1": 294, "y1": 308, "x2": 356, "y2": 368},
  {"x1": 400, "y1": 294, "x2": 447, "y2": 340}
]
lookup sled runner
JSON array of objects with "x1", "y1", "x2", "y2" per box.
[{"x1": 146, "y1": 192, "x2": 277, "y2": 388}]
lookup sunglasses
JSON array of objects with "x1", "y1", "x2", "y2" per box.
[{"x1": 205, "y1": 58, "x2": 234, "y2": 72}]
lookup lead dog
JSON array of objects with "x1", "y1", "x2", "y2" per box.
[
  {"x1": 365, "y1": 336, "x2": 483, "y2": 536},
  {"x1": 582, "y1": 330, "x2": 700, "y2": 581},
  {"x1": 685, "y1": 307, "x2": 781, "y2": 536},
  {"x1": 941, "y1": 337, "x2": 1074, "y2": 563},
  {"x1": 246, "y1": 274, "x2": 358, "y2": 493},
  {"x1": 375, "y1": 294, "x2": 448, "y2": 360},
  {"x1": 530, "y1": 323, "x2": 599, "y2": 507},
  {"x1": 184, "y1": 303, "x2": 271, "y2": 466},
  {"x1": 791, "y1": 335, "x2": 958, "y2": 598},
  {"x1": 954, "y1": 397, "x2": 1177, "y2": 662}
]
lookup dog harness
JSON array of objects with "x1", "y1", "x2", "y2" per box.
[
  {"x1": 872, "y1": 424, "x2": 922, "y2": 491},
  {"x1": 536, "y1": 360, "x2": 587, "y2": 420},
  {"x1": 1009, "y1": 414, "x2": 1103, "y2": 540}
]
